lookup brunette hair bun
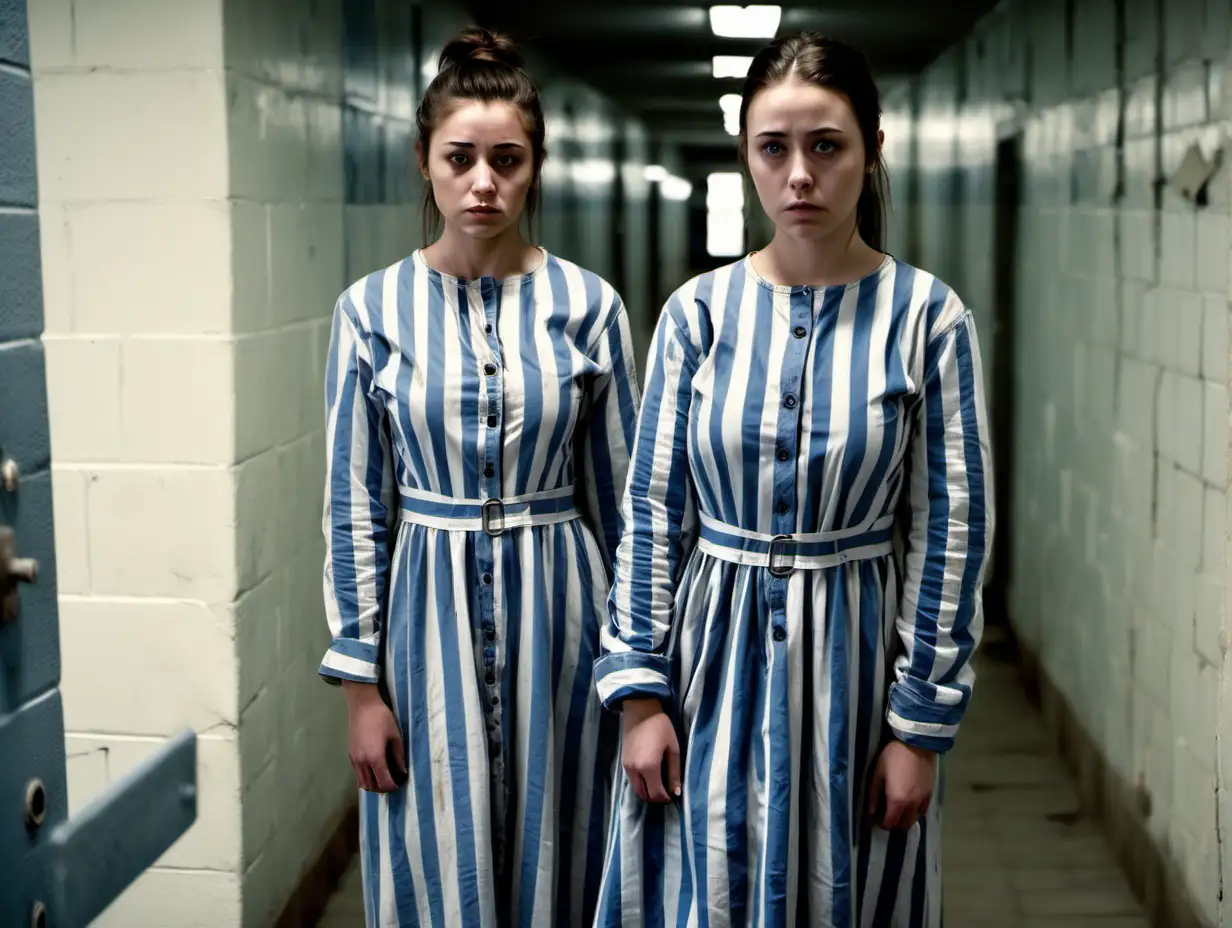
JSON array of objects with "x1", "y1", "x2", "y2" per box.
[{"x1": 437, "y1": 26, "x2": 524, "y2": 71}]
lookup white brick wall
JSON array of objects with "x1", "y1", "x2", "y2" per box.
[
  {"x1": 32, "y1": 0, "x2": 434, "y2": 912},
  {"x1": 29, "y1": 0, "x2": 249, "y2": 920},
  {"x1": 885, "y1": 0, "x2": 1231, "y2": 921}
]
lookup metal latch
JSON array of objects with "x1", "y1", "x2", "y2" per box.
[
  {"x1": 1, "y1": 458, "x2": 18, "y2": 492},
  {"x1": 1, "y1": 525, "x2": 38, "y2": 623}
]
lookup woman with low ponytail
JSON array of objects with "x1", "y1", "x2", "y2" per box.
[{"x1": 595, "y1": 33, "x2": 994, "y2": 927}]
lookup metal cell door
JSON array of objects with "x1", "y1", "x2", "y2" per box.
[{"x1": 0, "y1": 4, "x2": 197, "y2": 926}]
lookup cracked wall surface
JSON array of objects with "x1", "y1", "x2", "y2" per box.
[{"x1": 882, "y1": 0, "x2": 1232, "y2": 921}]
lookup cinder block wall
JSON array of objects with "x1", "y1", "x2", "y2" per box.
[
  {"x1": 30, "y1": 0, "x2": 248, "y2": 921},
  {"x1": 30, "y1": 0, "x2": 454, "y2": 921},
  {"x1": 883, "y1": 0, "x2": 1231, "y2": 921}
]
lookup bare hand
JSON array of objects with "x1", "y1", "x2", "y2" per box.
[
  {"x1": 342, "y1": 681, "x2": 407, "y2": 793},
  {"x1": 868, "y1": 740, "x2": 935, "y2": 829},
  {"x1": 621, "y1": 698, "x2": 681, "y2": 804}
]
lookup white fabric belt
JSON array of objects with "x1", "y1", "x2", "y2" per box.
[
  {"x1": 696, "y1": 511, "x2": 896, "y2": 574},
  {"x1": 398, "y1": 484, "x2": 580, "y2": 534}
]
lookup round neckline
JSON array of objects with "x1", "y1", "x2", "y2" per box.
[
  {"x1": 412, "y1": 245, "x2": 548, "y2": 287},
  {"x1": 743, "y1": 251, "x2": 894, "y2": 294}
]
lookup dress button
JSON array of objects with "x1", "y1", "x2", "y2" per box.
[
  {"x1": 776, "y1": 501, "x2": 789, "y2": 515},
  {"x1": 487, "y1": 414, "x2": 498, "y2": 428},
  {"x1": 783, "y1": 394, "x2": 797, "y2": 409},
  {"x1": 773, "y1": 626, "x2": 787, "y2": 642},
  {"x1": 484, "y1": 363, "x2": 497, "y2": 376},
  {"x1": 484, "y1": 670, "x2": 496, "y2": 685},
  {"x1": 793, "y1": 326, "x2": 807, "y2": 339},
  {"x1": 491, "y1": 693, "x2": 500, "y2": 706},
  {"x1": 484, "y1": 464, "x2": 494, "y2": 478},
  {"x1": 484, "y1": 627, "x2": 496, "y2": 641},
  {"x1": 482, "y1": 572, "x2": 493, "y2": 585},
  {"x1": 485, "y1": 323, "x2": 493, "y2": 334},
  {"x1": 776, "y1": 448, "x2": 790, "y2": 462}
]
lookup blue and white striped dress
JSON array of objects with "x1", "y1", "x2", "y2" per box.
[
  {"x1": 319, "y1": 248, "x2": 641, "y2": 927},
  {"x1": 593, "y1": 255, "x2": 993, "y2": 927}
]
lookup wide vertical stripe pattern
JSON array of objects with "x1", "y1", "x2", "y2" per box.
[
  {"x1": 594, "y1": 255, "x2": 994, "y2": 926},
  {"x1": 322, "y1": 249, "x2": 640, "y2": 927}
]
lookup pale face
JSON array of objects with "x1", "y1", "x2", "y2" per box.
[
  {"x1": 744, "y1": 78, "x2": 882, "y2": 244},
  {"x1": 418, "y1": 100, "x2": 537, "y2": 240}
]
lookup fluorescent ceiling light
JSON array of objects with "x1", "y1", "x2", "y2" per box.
[
  {"x1": 643, "y1": 164, "x2": 669, "y2": 182},
  {"x1": 572, "y1": 159, "x2": 617, "y2": 186},
  {"x1": 660, "y1": 175, "x2": 693, "y2": 201},
  {"x1": 713, "y1": 55, "x2": 753, "y2": 79},
  {"x1": 709, "y1": 5, "x2": 781, "y2": 39},
  {"x1": 706, "y1": 172, "x2": 745, "y2": 257},
  {"x1": 719, "y1": 93, "x2": 742, "y2": 136},
  {"x1": 706, "y1": 172, "x2": 744, "y2": 208}
]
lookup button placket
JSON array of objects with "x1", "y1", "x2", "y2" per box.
[
  {"x1": 468, "y1": 279, "x2": 508, "y2": 876},
  {"x1": 475, "y1": 279, "x2": 503, "y2": 706},
  {"x1": 768, "y1": 287, "x2": 814, "y2": 639},
  {"x1": 772, "y1": 287, "x2": 813, "y2": 534}
]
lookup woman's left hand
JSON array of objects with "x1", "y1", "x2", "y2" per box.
[{"x1": 868, "y1": 740, "x2": 936, "y2": 830}]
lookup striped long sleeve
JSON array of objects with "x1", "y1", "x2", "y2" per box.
[
  {"x1": 886, "y1": 309, "x2": 994, "y2": 752},
  {"x1": 575, "y1": 299, "x2": 642, "y2": 574},
  {"x1": 319, "y1": 291, "x2": 396, "y2": 685},
  {"x1": 594, "y1": 302, "x2": 699, "y2": 709}
]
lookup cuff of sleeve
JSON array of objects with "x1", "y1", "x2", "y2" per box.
[
  {"x1": 594, "y1": 651, "x2": 673, "y2": 711},
  {"x1": 319, "y1": 639, "x2": 381, "y2": 685},
  {"x1": 886, "y1": 682, "x2": 963, "y2": 753}
]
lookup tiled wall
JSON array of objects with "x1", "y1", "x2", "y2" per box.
[
  {"x1": 883, "y1": 0, "x2": 1231, "y2": 919},
  {"x1": 29, "y1": 0, "x2": 682, "y2": 923}
]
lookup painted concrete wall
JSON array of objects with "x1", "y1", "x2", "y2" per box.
[{"x1": 882, "y1": 0, "x2": 1231, "y2": 920}]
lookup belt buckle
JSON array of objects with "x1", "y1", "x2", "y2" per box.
[
  {"x1": 768, "y1": 534, "x2": 794, "y2": 577},
  {"x1": 482, "y1": 498, "x2": 505, "y2": 537}
]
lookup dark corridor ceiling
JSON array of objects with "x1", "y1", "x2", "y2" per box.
[{"x1": 463, "y1": 0, "x2": 1002, "y2": 175}]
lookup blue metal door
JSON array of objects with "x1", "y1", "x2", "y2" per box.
[{"x1": 0, "y1": 4, "x2": 197, "y2": 925}]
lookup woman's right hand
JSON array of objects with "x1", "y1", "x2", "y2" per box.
[
  {"x1": 621, "y1": 698, "x2": 681, "y2": 803},
  {"x1": 341, "y1": 681, "x2": 407, "y2": 793}
]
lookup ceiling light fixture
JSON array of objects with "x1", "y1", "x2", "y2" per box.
[
  {"x1": 660, "y1": 175, "x2": 694, "y2": 201},
  {"x1": 572, "y1": 159, "x2": 617, "y2": 186},
  {"x1": 712, "y1": 55, "x2": 754, "y2": 79},
  {"x1": 709, "y1": 5, "x2": 781, "y2": 39},
  {"x1": 719, "y1": 94, "x2": 742, "y2": 136},
  {"x1": 643, "y1": 164, "x2": 669, "y2": 182},
  {"x1": 706, "y1": 172, "x2": 745, "y2": 257}
]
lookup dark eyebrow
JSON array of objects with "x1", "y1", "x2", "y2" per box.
[
  {"x1": 444, "y1": 141, "x2": 526, "y2": 149},
  {"x1": 754, "y1": 127, "x2": 844, "y2": 138}
]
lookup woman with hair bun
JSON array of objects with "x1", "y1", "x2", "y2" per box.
[{"x1": 318, "y1": 26, "x2": 640, "y2": 927}]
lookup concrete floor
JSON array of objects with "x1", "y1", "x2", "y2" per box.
[
  {"x1": 938, "y1": 627, "x2": 1148, "y2": 927},
  {"x1": 317, "y1": 627, "x2": 1150, "y2": 927}
]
